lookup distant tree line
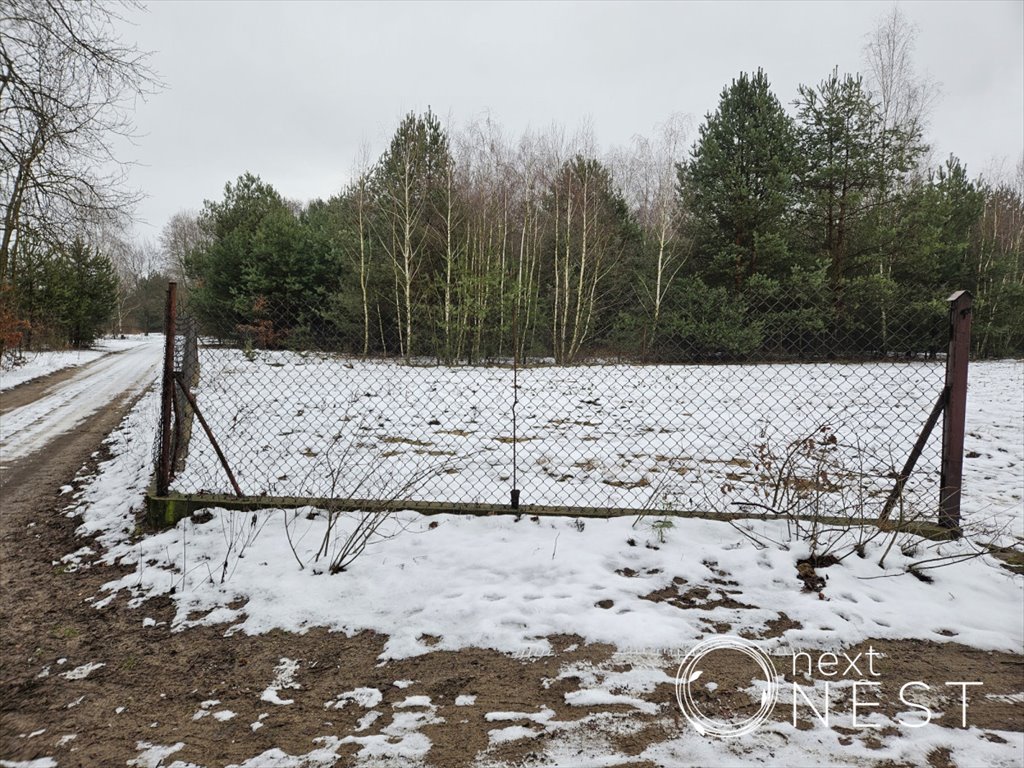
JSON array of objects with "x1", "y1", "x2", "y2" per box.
[
  {"x1": 9, "y1": 6, "x2": 1018, "y2": 361},
  {"x1": 182, "y1": 63, "x2": 1022, "y2": 361}
]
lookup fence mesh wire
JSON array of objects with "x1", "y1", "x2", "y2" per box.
[{"x1": 163, "y1": 286, "x2": 949, "y2": 520}]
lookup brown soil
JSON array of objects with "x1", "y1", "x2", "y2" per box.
[{"x1": 1, "y1": 388, "x2": 1022, "y2": 767}]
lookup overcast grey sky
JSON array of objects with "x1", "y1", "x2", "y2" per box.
[{"x1": 118, "y1": 0, "x2": 1024, "y2": 241}]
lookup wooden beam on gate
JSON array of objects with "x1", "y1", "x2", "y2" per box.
[
  {"x1": 143, "y1": 491, "x2": 956, "y2": 541},
  {"x1": 938, "y1": 290, "x2": 972, "y2": 534}
]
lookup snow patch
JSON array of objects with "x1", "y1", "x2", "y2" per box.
[
  {"x1": 260, "y1": 658, "x2": 300, "y2": 705},
  {"x1": 127, "y1": 741, "x2": 184, "y2": 768},
  {"x1": 394, "y1": 695, "x2": 432, "y2": 708},
  {"x1": 489, "y1": 725, "x2": 540, "y2": 744},
  {"x1": 564, "y1": 689, "x2": 660, "y2": 714},
  {"x1": 60, "y1": 662, "x2": 104, "y2": 680},
  {"x1": 325, "y1": 687, "x2": 382, "y2": 710},
  {"x1": 485, "y1": 708, "x2": 556, "y2": 724}
]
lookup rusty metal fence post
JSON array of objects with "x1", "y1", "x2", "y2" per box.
[
  {"x1": 938, "y1": 290, "x2": 972, "y2": 532},
  {"x1": 172, "y1": 315, "x2": 199, "y2": 472},
  {"x1": 156, "y1": 281, "x2": 178, "y2": 496}
]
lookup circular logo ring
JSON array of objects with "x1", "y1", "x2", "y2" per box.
[{"x1": 675, "y1": 635, "x2": 779, "y2": 738}]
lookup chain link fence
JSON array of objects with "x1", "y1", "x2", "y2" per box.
[{"x1": 156, "y1": 284, "x2": 954, "y2": 522}]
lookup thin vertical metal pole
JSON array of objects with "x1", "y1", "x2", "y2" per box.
[
  {"x1": 938, "y1": 290, "x2": 972, "y2": 532},
  {"x1": 157, "y1": 281, "x2": 178, "y2": 496},
  {"x1": 510, "y1": 284, "x2": 520, "y2": 510}
]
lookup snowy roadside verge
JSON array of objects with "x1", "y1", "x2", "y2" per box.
[{"x1": 64, "y1": 385, "x2": 161, "y2": 553}]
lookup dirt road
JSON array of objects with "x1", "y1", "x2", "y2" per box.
[{"x1": 1, "y1": 340, "x2": 162, "y2": 471}]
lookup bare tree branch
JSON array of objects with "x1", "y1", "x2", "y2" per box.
[{"x1": 1, "y1": 0, "x2": 162, "y2": 285}]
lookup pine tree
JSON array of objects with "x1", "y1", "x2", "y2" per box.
[
  {"x1": 188, "y1": 173, "x2": 338, "y2": 346},
  {"x1": 62, "y1": 238, "x2": 118, "y2": 347},
  {"x1": 794, "y1": 69, "x2": 925, "y2": 287},
  {"x1": 684, "y1": 69, "x2": 798, "y2": 289}
]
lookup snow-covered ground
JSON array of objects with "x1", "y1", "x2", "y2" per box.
[
  {"x1": 0, "y1": 335, "x2": 157, "y2": 392},
  {"x1": 961, "y1": 361, "x2": 1024, "y2": 541},
  {"x1": 100, "y1": 504, "x2": 1023, "y2": 659},
  {"x1": 0, "y1": 337, "x2": 162, "y2": 466},
  {"x1": 172, "y1": 352, "x2": 1022, "y2": 539},
  {"x1": 60, "y1": 372, "x2": 1024, "y2": 767}
]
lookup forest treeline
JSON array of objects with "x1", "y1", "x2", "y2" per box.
[
  {"x1": 178, "y1": 70, "x2": 1023, "y2": 362},
  {"x1": 3, "y1": 6, "x2": 1022, "y2": 360}
]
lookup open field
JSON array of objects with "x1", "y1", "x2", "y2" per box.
[{"x1": 173, "y1": 353, "x2": 1022, "y2": 539}]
